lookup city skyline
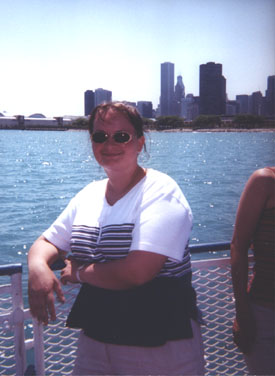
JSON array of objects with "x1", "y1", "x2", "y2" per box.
[{"x1": 0, "y1": 0, "x2": 274, "y2": 117}]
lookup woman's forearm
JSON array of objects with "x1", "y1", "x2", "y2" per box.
[
  {"x1": 28, "y1": 235, "x2": 61, "y2": 268},
  {"x1": 231, "y1": 241, "x2": 251, "y2": 317},
  {"x1": 61, "y1": 251, "x2": 167, "y2": 290}
]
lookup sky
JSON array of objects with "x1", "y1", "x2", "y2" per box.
[{"x1": 0, "y1": 0, "x2": 274, "y2": 117}]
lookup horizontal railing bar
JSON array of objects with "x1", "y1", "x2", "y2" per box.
[
  {"x1": 0, "y1": 263, "x2": 22, "y2": 276},
  {"x1": 192, "y1": 256, "x2": 231, "y2": 268},
  {"x1": 189, "y1": 241, "x2": 231, "y2": 253},
  {"x1": 192, "y1": 254, "x2": 253, "y2": 268}
]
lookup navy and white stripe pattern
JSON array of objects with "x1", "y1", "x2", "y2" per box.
[
  {"x1": 70, "y1": 223, "x2": 191, "y2": 277},
  {"x1": 71, "y1": 224, "x2": 134, "y2": 263}
]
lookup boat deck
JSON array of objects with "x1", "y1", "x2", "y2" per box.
[{"x1": 0, "y1": 242, "x2": 250, "y2": 375}]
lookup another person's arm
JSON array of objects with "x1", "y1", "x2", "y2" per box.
[
  {"x1": 28, "y1": 235, "x2": 66, "y2": 325},
  {"x1": 230, "y1": 169, "x2": 272, "y2": 353}
]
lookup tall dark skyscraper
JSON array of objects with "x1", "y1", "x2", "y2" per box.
[
  {"x1": 265, "y1": 75, "x2": 275, "y2": 117},
  {"x1": 84, "y1": 90, "x2": 95, "y2": 116},
  {"x1": 160, "y1": 62, "x2": 175, "y2": 116},
  {"x1": 236, "y1": 95, "x2": 249, "y2": 114},
  {"x1": 137, "y1": 101, "x2": 153, "y2": 118},
  {"x1": 95, "y1": 88, "x2": 112, "y2": 106},
  {"x1": 250, "y1": 91, "x2": 263, "y2": 115},
  {"x1": 199, "y1": 62, "x2": 226, "y2": 115},
  {"x1": 174, "y1": 75, "x2": 185, "y2": 116}
]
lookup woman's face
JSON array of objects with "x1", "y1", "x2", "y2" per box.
[{"x1": 91, "y1": 110, "x2": 144, "y2": 174}]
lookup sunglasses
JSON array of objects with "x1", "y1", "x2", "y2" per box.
[{"x1": 91, "y1": 131, "x2": 133, "y2": 144}]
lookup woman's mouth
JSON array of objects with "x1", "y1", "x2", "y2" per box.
[{"x1": 102, "y1": 152, "x2": 122, "y2": 157}]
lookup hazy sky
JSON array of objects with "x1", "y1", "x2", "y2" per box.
[{"x1": 1, "y1": 0, "x2": 274, "y2": 117}]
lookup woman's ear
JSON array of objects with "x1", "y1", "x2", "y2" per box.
[{"x1": 137, "y1": 136, "x2": 145, "y2": 153}]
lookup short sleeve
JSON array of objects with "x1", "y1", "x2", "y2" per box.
[
  {"x1": 130, "y1": 195, "x2": 193, "y2": 262},
  {"x1": 43, "y1": 197, "x2": 77, "y2": 252}
]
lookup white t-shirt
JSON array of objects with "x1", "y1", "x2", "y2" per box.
[{"x1": 43, "y1": 168, "x2": 193, "y2": 277}]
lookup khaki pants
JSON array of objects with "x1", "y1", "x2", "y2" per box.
[{"x1": 73, "y1": 319, "x2": 205, "y2": 375}]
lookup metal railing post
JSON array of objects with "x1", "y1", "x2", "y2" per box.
[
  {"x1": 32, "y1": 318, "x2": 45, "y2": 375},
  {"x1": 11, "y1": 272, "x2": 26, "y2": 376}
]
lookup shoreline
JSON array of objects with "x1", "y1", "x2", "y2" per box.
[
  {"x1": 157, "y1": 128, "x2": 275, "y2": 133},
  {"x1": 0, "y1": 126, "x2": 274, "y2": 133}
]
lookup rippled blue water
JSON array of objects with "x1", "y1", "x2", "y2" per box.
[{"x1": 0, "y1": 130, "x2": 274, "y2": 294}]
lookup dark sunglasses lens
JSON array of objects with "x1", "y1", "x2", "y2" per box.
[
  {"x1": 113, "y1": 132, "x2": 131, "y2": 143},
  {"x1": 92, "y1": 132, "x2": 107, "y2": 143}
]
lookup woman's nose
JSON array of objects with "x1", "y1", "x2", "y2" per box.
[
  {"x1": 107, "y1": 134, "x2": 123, "y2": 146},
  {"x1": 102, "y1": 136, "x2": 118, "y2": 148}
]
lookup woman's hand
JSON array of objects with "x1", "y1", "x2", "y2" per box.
[
  {"x1": 28, "y1": 236, "x2": 65, "y2": 325},
  {"x1": 28, "y1": 264, "x2": 65, "y2": 325},
  {"x1": 232, "y1": 309, "x2": 256, "y2": 354},
  {"x1": 60, "y1": 258, "x2": 80, "y2": 285}
]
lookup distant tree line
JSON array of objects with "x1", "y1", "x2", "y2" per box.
[
  {"x1": 147, "y1": 114, "x2": 274, "y2": 131},
  {"x1": 71, "y1": 117, "x2": 89, "y2": 129},
  {"x1": 70, "y1": 114, "x2": 274, "y2": 131}
]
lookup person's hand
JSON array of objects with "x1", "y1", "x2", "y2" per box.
[
  {"x1": 232, "y1": 311, "x2": 256, "y2": 354},
  {"x1": 28, "y1": 264, "x2": 65, "y2": 325},
  {"x1": 60, "y1": 258, "x2": 80, "y2": 285}
]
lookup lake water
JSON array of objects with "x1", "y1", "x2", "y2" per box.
[{"x1": 0, "y1": 129, "x2": 274, "y2": 297}]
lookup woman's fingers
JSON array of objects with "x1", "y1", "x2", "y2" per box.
[{"x1": 28, "y1": 275, "x2": 65, "y2": 325}]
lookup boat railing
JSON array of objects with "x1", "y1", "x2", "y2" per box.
[
  {"x1": 0, "y1": 264, "x2": 43, "y2": 375},
  {"x1": 0, "y1": 242, "x2": 252, "y2": 375}
]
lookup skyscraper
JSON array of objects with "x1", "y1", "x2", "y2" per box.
[
  {"x1": 265, "y1": 75, "x2": 275, "y2": 117},
  {"x1": 95, "y1": 88, "x2": 112, "y2": 107},
  {"x1": 174, "y1": 75, "x2": 185, "y2": 117},
  {"x1": 84, "y1": 90, "x2": 95, "y2": 116},
  {"x1": 250, "y1": 91, "x2": 263, "y2": 116},
  {"x1": 160, "y1": 62, "x2": 175, "y2": 116},
  {"x1": 182, "y1": 94, "x2": 199, "y2": 121},
  {"x1": 199, "y1": 62, "x2": 226, "y2": 115},
  {"x1": 236, "y1": 95, "x2": 249, "y2": 114},
  {"x1": 137, "y1": 101, "x2": 153, "y2": 118}
]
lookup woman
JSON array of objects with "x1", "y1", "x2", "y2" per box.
[
  {"x1": 28, "y1": 102, "x2": 205, "y2": 375},
  {"x1": 231, "y1": 167, "x2": 275, "y2": 375}
]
